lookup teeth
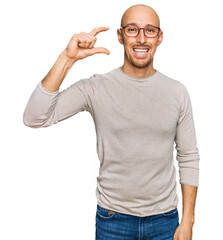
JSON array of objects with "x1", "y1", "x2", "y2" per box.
[{"x1": 133, "y1": 49, "x2": 149, "y2": 53}]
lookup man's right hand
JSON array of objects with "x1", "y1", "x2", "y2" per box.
[
  {"x1": 65, "y1": 26, "x2": 110, "y2": 61},
  {"x1": 40, "y1": 27, "x2": 110, "y2": 92}
]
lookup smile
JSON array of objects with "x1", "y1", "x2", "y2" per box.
[{"x1": 133, "y1": 48, "x2": 150, "y2": 57}]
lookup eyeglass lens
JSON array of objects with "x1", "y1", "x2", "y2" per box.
[{"x1": 124, "y1": 25, "x2": 159, "y2": 37}]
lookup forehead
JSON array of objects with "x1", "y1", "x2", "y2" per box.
[{"x1": 122, "y1": 7, "x2": 159, "y2": 27}]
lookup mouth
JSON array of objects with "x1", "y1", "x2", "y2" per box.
[{"x1": 133, "y1": 47, "x2": 150, "y2": 58}]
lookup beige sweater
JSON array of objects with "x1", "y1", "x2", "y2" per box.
[{"x1": 23, "y1": 67, "x2": 200, "y2": 217}]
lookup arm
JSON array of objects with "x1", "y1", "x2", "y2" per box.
[
  {"x1": 41, "y1": 50, "x2": 77, "y2": 92},
  {"x1": 181, "y1": 184, "x2": 197, "y2": 224},
  {"x1": 173, "y1": 85, "x2": 200, "y2": 240},
  {"x1": 173, "y1": 184, "x2": 197, "y2": 240},
  {"x1": 23, "y1": 27, "x2": 110, "y2": 127},
  {"x1": 41, "y1": 26, "x2": 110, "y2": 92}
]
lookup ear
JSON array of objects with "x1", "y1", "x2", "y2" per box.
[
  {"x1": 117, "y1": 29, "x2": 124, "y2": 45},
  {"x1": 156, "y1": 30, "x2": 163, "y2": 47}
]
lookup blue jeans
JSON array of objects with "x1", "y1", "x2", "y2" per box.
[{"x1": 95, "y1": 204, "x2": 179, "y2": 240}]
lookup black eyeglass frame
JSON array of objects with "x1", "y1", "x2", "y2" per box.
[{"x1": 120, "y1": 23, "x2": 161, "y2": 38}]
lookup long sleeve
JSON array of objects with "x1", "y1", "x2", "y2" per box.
[
  {"x1": 23, "y1": 66, "x2": 201, "y2": 216},
  {"x1": 174, "y1": 84, "x2": 200, "y2": 187},
  {"x1": 23, "y1": 76, "x2": 95, "y2": 128}
]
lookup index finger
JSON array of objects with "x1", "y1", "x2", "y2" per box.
[{"x1": 89, "y1": 26, "x2": 109, "y2": 36}]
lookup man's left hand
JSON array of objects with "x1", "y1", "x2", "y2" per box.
[{"x1": 173, "y1": 221, "x2": 193, "y2": 240}]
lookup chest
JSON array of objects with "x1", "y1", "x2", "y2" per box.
[{"x1": 92, "y1": 80, "x2": 179, "y2": 138}]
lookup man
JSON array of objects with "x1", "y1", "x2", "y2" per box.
[{"x1": 23, "y1": 4, "x2": 200, "y2": 240}]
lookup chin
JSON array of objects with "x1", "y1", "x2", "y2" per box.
[
  {"x1": 131, "y1": 59, "x2": 153, "y2": 69},
  {"x1": 124, "y1": 50, "x2": 153, "y2": 69}
]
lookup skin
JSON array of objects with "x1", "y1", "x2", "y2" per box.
[
  {"x1": 41, "y1": 26, "x2": 110, "y2": 92},
  {"x1": 117, "y1": 4, "x2": 163, "y2": 79},
  {"x1": 117, "y1": 5, "x2": 198, "y2": 240},
  {"x1": 39, "y1": 8, "x2": 198, "y2": 239}
]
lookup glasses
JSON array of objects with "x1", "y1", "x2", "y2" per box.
[{"x1": 120, "y1": 24, "x2": 161, "y2": 38}]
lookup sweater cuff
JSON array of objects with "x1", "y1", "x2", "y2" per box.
[
  {"x1": 38, "y1": 81, "x2": 59, "y2": 96},
  {"x1": 179, "y1": 168, "x2": 199, "y2": 187}
]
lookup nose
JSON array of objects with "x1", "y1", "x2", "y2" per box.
[{"x1": 137, "y1": 28, "x2": 146, "y2": 44}]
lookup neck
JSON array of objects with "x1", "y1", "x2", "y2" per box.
[{"x1": 121, "y1": 61, "x2": 156, "y2": 79}]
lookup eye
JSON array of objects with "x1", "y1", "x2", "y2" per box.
[
  {"x1": 126, "y1": 25, "x2": 138, "y2": 32},
  {"x1": 146, "y1": 27, "x2": 155, "y2": 33}
]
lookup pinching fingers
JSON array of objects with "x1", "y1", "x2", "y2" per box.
[{"x1": 89, "y1": 26, "x2": 109, "y2": 36}]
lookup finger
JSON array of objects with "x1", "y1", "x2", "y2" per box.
[
  {"x1": 87, "y1": 47, "x2": 110, "y2": 56},
  {"x1": 79, "y1": 41, "x2": 91, "y2": 48},
  {"x1": 78, "y1": 36, "x2": 93, "y2": 48},
  {"x1": 82, "y1": 38, "x2": 93, "y2": 48},
  {"x1": 81, "y1": 33, "x2": 97, "y2": 48},
  {"x1": 77, "y1": 37, "x2": 88, "y2": 48},
  {"x1": 89, "y1": 26, "x2": 109, "y2": 36},
  {"x1": 89, "y1": 37, "x2": 97, "y2": 48},
  {"x1": 81, "y1": 32, "x2": 96, "y2": 42},
  {"x1": 80, "y1": 32, "x2": 96, "y2": 48}
]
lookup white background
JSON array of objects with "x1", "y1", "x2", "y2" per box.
[{"x1": 0, "y1": 0, "x2": 222, "y2": 239}]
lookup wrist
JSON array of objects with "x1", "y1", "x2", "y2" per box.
[
  {"x1": 181, "y1": 215, "x2": 195, "y2": 225},
  {"x1": 62, "y1": 49, "x2": 78, "y2": 63}
]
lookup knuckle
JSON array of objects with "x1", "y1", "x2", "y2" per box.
[
  {"x1": 73, "y1": 33, "x2": 78, "y2": 39},
  {"x1": 89, "y1": 35, "x2": 94, "y2": 40}
]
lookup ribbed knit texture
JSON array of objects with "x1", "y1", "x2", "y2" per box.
[{"x1": 23, "y1": 67, "x2": 200, "y2": 217}]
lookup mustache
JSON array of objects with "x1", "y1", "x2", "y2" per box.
[{"x1": 132, "y1": 45, "x2": 151, "y2": 48}]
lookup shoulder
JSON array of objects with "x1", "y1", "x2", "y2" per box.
[
  {"x1": 156, "y1": 70, "x2": 189, "y2": 94},
  {"x1": 70, "y1": 68, "x2": 116, "y2": 96},
  {"x1": 91, "y1": 68, "x2": 118, "y2": 80},
  {"x1": 156, "y1": 71, "x2": 184, "y2": 87},
  {"x1": 80, "y1": 68, "x2": 118, "y2": 86}
]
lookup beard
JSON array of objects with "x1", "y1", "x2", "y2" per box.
[{"x1": 124, "y1": 49, "x2": 153, "y2": 69}]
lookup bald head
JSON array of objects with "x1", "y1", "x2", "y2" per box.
[{"x1": 121, "y1": 4, "x2": 160, "y2": 28}]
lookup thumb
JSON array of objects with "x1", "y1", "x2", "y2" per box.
[{"x1": 87, "y1": 47, "x2": 110, "y2": 56}]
